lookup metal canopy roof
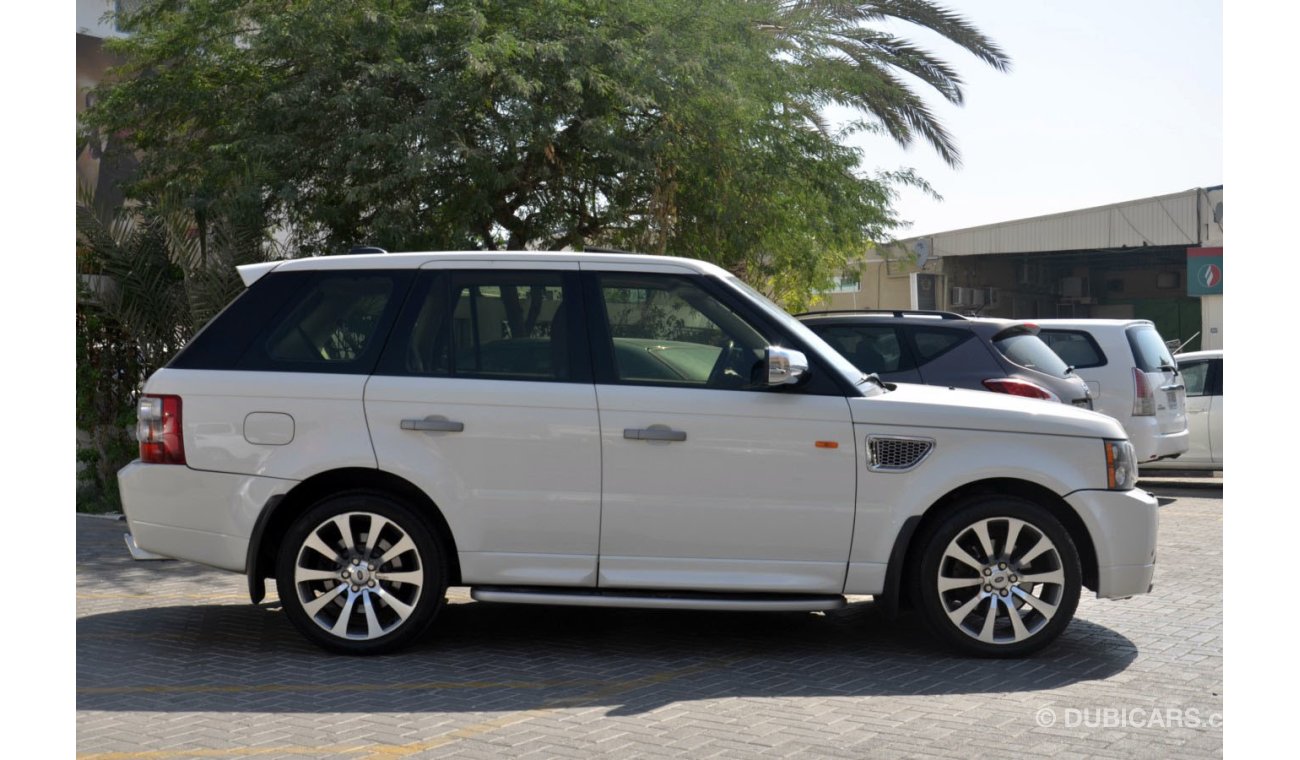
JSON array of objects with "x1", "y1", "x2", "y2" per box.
[{"x1": 884, "y1": 186, "x2": 1223, "y2": 259}]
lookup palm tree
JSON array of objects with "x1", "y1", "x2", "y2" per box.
[
  {"x1": 765, "y1": 0, "x2": 1011, "y2": 166},
  {"x1": 75, "y1": 187, "x2": 279, "y2": 509}
]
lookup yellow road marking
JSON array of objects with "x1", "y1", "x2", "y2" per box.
[
  {"x1": 77, "y1": 593, "x2": 249, "y2": 601},
  {"x1": 78, "y1": 678, "x2": 599, "y2": 696}
]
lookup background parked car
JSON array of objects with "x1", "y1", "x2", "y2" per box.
[
  {"x1": 1036, "y1": 319, "x2": 1188, "y2": 464},
  {"x1": 797, "y1": 310, "x2": 1093, "y2": 407},
  {"x1": 1142, "y1": 350, "x2": 1222, "y2": 471}
]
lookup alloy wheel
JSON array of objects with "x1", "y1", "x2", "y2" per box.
[
  {"x1": 292, "y1": 511, "x2": 425, "y2": 641},
  {"x1": 935, "y1": 516, "x2": 1066, "y2": 645}
]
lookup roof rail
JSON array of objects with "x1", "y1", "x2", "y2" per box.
[
  {"x1": 582, "y1": 246, "x2": 642, "y2": 254},
  {"x1": 349, "y1": 246, "x2": 388, "y2": 255},
  {"x1": 794, "y1": 309, "x2": 968, "y2": 320}
]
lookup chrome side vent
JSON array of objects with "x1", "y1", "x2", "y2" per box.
[{"x1": 866, "y1": 435, "x2": 935, "y2": 472}]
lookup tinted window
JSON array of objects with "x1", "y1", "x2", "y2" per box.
[
  {"x1": 810, "y1": 325, "x2": 908, "y2": 374},
  {"x1": 264, "y1": 276, "x2": 395, "y2": 363},
  {"x1": 382, "y1": 270, "x2": 574, "y2": 381},
  {"x1": 910, "y1": 328, "x2": 970, "y2": 362},
  {"x1": 236, "y1": 271, "x2": 412, "y2": 374},
  {"x1": 994, "y1": 333, "x2": 1071, "y2": 377},
  {"x1": 1179, "y1": 360, "x2": 1210, "y2": 397},
  {"x1": 169, "y1": 271, "x2": 314, "y2": 370},
  {"x1": 596, "y1": 274, "x2": 770, "y2": 389},
  {"x1": 1040, "y1": 330, "x2": 1107, "y2": 369},
  {"x1": 1126, "y1": 325, "x2": 1176, "y2": 373}
]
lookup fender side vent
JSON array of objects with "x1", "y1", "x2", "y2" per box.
[{"x1": 867, "y1": 435, "x2": 935, "y2": 472}]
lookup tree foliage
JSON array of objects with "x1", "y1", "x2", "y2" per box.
[
  {"x1": 83, "y1": 0, "x2": 1007, "y2": 307},
  {"x1": 75, "y1": 187, "x2": 277, "y2": 509}
]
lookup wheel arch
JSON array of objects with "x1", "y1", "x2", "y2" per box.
[
  {"x1": 880, "y1": 477, "x2": 1098, "y2": 617},
  {"x1": 246, "y1": 468, "x2": 462, "y2": 603}
]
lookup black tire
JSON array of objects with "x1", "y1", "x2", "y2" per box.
[
  {"x1": 276, "y1": 490, "x2": 447, "y2": 655},
  {"x1": 911, "y1": 495, "x2": 1081, "y2": 658}
]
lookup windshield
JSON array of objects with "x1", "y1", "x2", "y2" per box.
[
  {"x1": 721, "y1": 276, "x2": 878, "y2": 395},
  {"x1": 994, "y1": 333, "x2": 1072, "y2": 378}
]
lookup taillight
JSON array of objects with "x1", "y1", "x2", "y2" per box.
[
  {"x1": 981, "y1": 378, "x2": 1060, "y2": 402},
  {"x1": 137, "y1": 395, "x2": 186, "y2": 464},
  {"x1": 1132, "y1": 368, "x2": 1155, "y2": 416}
]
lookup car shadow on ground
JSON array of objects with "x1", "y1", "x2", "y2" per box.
[{"x1": 77, "y1": 596, "x2": 1139, "y2": 717}]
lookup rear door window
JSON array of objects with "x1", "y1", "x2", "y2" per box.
[
  {"x1": 810, "y1": 325, "x2": 911, "y2": 374},
  {"x1": 377, "y1": 270, "x2": 584, "y2": 382}
]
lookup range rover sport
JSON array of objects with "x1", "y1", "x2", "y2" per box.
[{"x1": 119, "y1": 251, "x2": 1158, "y2": 657}]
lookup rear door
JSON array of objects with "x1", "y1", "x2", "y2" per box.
[
  {"x1": 365, "y1": 265, "x2": 603, "y2": 588},
  {"x1": 1126, "y1": 324, "x2": 1187, "y2": 437}
]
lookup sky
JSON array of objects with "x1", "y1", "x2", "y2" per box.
[{"x1": 842, "y1": 0, "x2": 1223, "y2": 237}]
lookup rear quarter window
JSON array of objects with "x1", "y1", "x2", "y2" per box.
[
  {"x1": 993, "y1": 333, "x2": 1071, "y2": 378},
  {"x1": 909, "y1": 327, "x2": 971, "y2": 363},
  {"x1": 168, "y1": 271, "x2": 314, "y2": 370},
  {"x1": 1039, "y1": 330, "x2": 1107, "y2": 369},
  {"x1": 236, "y1": 270, "x2": 413, "y2": 374}
]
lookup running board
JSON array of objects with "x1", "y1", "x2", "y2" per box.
[
  {"x1": 470, "y1": 586, "x2": 846, "y2": 612},
  {"x1": 123, "y1": 533, "x2": 172, "y2": 561}
]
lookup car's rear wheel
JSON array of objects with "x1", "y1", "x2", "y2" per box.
[
  {"x1": 277, "y1": 491, "x2": 446, "y2": 654},
  {"x1": 913, "y1": 496, "x2": 1081, "y2": 657}
]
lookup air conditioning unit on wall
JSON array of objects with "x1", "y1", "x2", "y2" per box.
[{"x1": 950, "y1": 286, "x2": 969, "y2": 307}]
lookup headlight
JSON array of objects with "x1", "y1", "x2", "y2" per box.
[{"x1": 1105, "y1": 439, "x2": 1138, "y2": 490}]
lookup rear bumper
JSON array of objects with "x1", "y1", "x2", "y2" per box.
[
  {"x1": 1128, "y1": 419, "x2": 1189, "y2": 463},
  {"x1": 1065, "y1": 487, "x2": 1159, "y2": 599},
  {"x1": 117, "y1": 462, "x2": 290, "y2": 572}
]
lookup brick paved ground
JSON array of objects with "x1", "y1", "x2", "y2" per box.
[{"x1": 76, "y1": 485, "x2": 1222, "y2": 759}]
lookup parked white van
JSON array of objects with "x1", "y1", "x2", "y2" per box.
[{"x1": 1036, "y1": 320, "x2": 1189, "y2": 464}]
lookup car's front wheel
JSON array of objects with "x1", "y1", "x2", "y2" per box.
[
  {"x1": 913, "y1": 496, "x2": 1081, "y2": 657},
  {"x1": 276, "y1": 491, "x2": 446, "y2": 654}
]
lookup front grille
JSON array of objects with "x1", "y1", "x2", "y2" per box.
[{"x1": 867, "y1": 436, "x2": 935, "y2": 472}]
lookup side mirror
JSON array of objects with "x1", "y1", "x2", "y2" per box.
[{"x1": 766, "y1": 347, "x2": 809, "y2": 386}]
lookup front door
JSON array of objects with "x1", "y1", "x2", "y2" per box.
[{"x1": 584, "y1": 269, "x2": 857, "y2": 595}]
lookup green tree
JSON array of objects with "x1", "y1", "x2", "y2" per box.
[{"x1": 82, "y1": 0, "x2": 1006, "y2": 306}]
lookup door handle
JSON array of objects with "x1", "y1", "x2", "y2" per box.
[
  {"x1": 401, "y1": 416, "x2": 465, "y2": 433},
  {"x1": 624, "y1": 427, "x2": 687, "y2": 442}
]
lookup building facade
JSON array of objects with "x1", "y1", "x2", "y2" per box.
[{"x1": 815, "y1": 186, "x2": 1223, "y2": 352}]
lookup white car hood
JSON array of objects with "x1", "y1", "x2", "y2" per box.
[{"x1": 849, "y1": 382, "x2": 1126, "y2": 440}]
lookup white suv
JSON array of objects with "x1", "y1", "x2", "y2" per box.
[
  {"x1": 1035, "y1": 320, "x2": 1189, "y2": 464},
  {"x1": 119, "y1": 252, "x2": 1157, "y2": 657}
]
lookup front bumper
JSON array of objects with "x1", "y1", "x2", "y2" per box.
[
  {"x1": 117, "y1": 461, "x2": 290, "y2": 573},
  {"x1": 1065, "y1": 487, "x2": 1159, "y2": 599}
]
